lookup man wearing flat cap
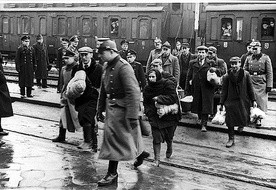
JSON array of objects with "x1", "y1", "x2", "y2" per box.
[
  {"x1": 146, "y1": 38, "x2": 163, "y2": 73},
  {"x1": 160, "y1": 41, "x2": 180, "y2": 85},
  {"x1": 97, "y1": 40, "x2": 148, "y2": 186},
  {"x1": 68, "y1": 35, "x2": 79, "y2": 61},
  {"x1": 33, "y1": 34, "x2": 50, "y2": 88},
  {"x1": 69, "y1": 46, "x2": 103, "y2": 152},
  {"x1": 220, "y1": 56, "x2": 256, "y2": 147},
  {"x1": 127, "y1": 49, "x2": 146, "y2": 91},
  {"x1": 178, "y1": 42, "x2": 196, "y2": 90},
  {"x1": 185, "y1": 45, "x2": 217, "y2": 132},
  {"x1": 243, "y1": 40, "x2": 273, "y2": 127},
  {"x1": 119, "y1": 40, "x2": 129, "y2": 60},
  {"x1": 15, "y1": 35, "x2": 36, "y2": 98}
]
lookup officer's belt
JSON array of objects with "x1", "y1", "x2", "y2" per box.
[
  {"x1": 106, "y1": 93, "x2": 125, "y2": 99},
  {"x1": 249, "y1": 71, "x2": 265, "y2": 76}
]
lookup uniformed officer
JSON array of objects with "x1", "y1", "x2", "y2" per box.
[
  {"x1": 243, "y1": 41, "x2": 273, "y2": 127},
  {"x1": 15, "y1": 35, "x2": 36, "y2": 98},
  {"x1": 71, "y1": 46, "x2": 103, "y2": 152},
  {"x1": 96, "y1": 40, "x2": 148, "y2": 186}
]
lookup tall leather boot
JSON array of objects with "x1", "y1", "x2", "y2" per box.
[
  {"x1": 91, "y1": 125, "x2": 98, "y2": 152},
  {"x1": 52, "y1": 127, "x2": 66, "y2": 142},
  {"x1": 153, "y1": 143, "x2": 161, "y2": 167},
  {"x1": 226, "y1": 125, "x2": 235, "y2": 148},
  {"x1": 166, "y1": 140, "x2": 172, "y2": 158}
]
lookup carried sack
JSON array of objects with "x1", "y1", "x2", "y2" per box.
[
  {"x1": 250, "y1": 107, "x2": 265, "y2": 123},
  {"x1": 211, "y1": 106, "x2": 226, "y2": 125},
  {"x1": 207, "y1": 69, "x2": 222, "y2": 86},
  {"x1": 155, "y1": 102, "x2": 178, "y2": 118},
  {"x1": 66, "y1": 70, "x2": 86, "y2": 100}
]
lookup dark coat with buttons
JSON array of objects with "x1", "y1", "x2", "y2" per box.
[
  {"x1": 33, "y1": 42, "x2": 49, "y2": 79},
  {"x1": 0, "y1": 64, "x2": 13, "y2": 117},
  {"x1": 15, "y1": 45, "x2": 36, "y2": 87},
  {"x1": 130, "y1": 61, "x2": 146, "y2": 91}
]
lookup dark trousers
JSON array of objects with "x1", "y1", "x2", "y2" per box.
[
  {"x1": 20, "y1": 87, "x2": 32, "y2": 96},
  {"x1": 83, "y1": 122, "x2": 98, "y2": 148},
  {"x1": 36, "y1": 79, "x2": 47, "y2": 87},
  {"x1": 108, "y1": 161, "x2": 118, "y2": 174},
  {"x1": 198, "y1": 113, "x2": 208, "y2": 126},
  {"x1": 227, "y1": 125, "x2": 235, "y2": 139}
]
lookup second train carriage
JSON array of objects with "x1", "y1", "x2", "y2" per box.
[{"x1": 0, "y1": 3, "x2": 196, "y2": 65}]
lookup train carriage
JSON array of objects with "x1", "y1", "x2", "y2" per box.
[{"x1": 202, "y1": 3, "x2": 276, "y2": 86}]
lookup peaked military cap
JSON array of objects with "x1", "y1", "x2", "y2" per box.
[
  {"x1": 154, "y1": 38, "x2": 162, "y2": 43},
  {"x1": 63, "y1": 49, "x2": 75, "y2": 58},
  {"x1": 162, "y1": 41, "x2": 171, "y2": 48},
  {"x1": 78, "y1": 46, "x2": 93, "y2": 53},
  {"x1": 127, "y1": 49, "x2": 137, "y2": 56},
  {"x1": 120, "y1": 39, "x2": 129, "y2": 45},
  {"x1": 61, "y1": 38, "x2": 70, "y2": 43},
  {"x1": 208, "y1": 46, "x2": 217, "y2": 54},
  {"x1": 229, "y1": 56, "x2": 241, "y2": 63},
  {"x1": 69, "y1": 35, "x2": 79, "y2": 42},
  {"x1": 197, "y1": 45, "x2": 208, "y2": 51},
  {"x1": 98, "y1": 40, "x2": 118, "y2": 53},
  {"x1": 21, "y1": 35, "x2": 30, "y2": 41},
  {"x1": 182, "y1": 42, "x2": 190, "y2": 48}
]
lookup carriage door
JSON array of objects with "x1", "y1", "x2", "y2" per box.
[
  {"x1": 0, "y1": 16, "x2": 11, "y2": 51},
  {"x1": 76, "y1": 16, "x2": 97, "y2": 47}
]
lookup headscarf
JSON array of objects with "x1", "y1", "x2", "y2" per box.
[{"x1": 144, "y1": 69, "x2": 166, "y2": 99}]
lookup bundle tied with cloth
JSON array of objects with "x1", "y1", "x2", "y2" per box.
[
  {"x1": 66, "y1": 70, "x2": 86, "y2": 100},
  {"x1": 155, "y1": 102, "x2": 178, "y2": 118}
]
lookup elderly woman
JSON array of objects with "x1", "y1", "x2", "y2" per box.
[{"x1": 143, "y1": 69, "x2": 180, "y2": 166}]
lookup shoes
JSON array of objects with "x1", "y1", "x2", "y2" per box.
[
  {"x1": 133, "y1": 151, "x2": 150, "y2": 168},
  {"x1": 166, "y1": 143, "x2": 172, "y2": 158},
  {"x1": 256, "y1": 119, "x2": 262, "y2": 128},
  {"x1": 201, "y1": 126, "x2": 207, "y2": 132},
  {"x1": 0, "y1": 131, "x2": 9, "y2": 136},
  {"x1": 226, "y1": 139, "x2": 235, "y2": 148},
  {"x1": 27, "y1": 95, "x2": 33, "y2": 98},
  {"x1": 77, "y1": 142, "x2": 92, "y2": 151},
  {"x1": 98, "y1": 172, "x2": 118, "y2": 186},
  {"x1": 52, "y1": 136, "x2": 65, "y2": 142},
  {"x1": 21, "y1": 95, "x2": 26, "y2": 98},
  {"x1": 237, "y1": 126, "x2": 244, "y2": 133}
]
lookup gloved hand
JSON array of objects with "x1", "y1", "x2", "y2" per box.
[
  {"x1": 97, "y1": 112, "x2": 105, "y2": 122},
  {"x1": 266, "y1": 87, "x2": 272, "y2": 93},
  {"x1": 128, "y1": 118, "x2": 138, "y2": 129}
]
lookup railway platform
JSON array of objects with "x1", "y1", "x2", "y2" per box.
[{"x1": 6, "y1": 82, "x2": 276, "y2": 141}]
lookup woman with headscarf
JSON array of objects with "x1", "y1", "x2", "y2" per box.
[{"x1": 143, "y1": 69, "x2": 180, "y2": 166}]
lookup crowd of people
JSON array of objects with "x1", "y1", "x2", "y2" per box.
[{"x1": 0, "y1": 34, "x2": 273, "y2": 186}]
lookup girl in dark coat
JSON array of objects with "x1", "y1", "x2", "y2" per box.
[
  {"x1": 220, "y1": 57, "x2": 256, "y2": 148},
  {"x1": 143, "y1": 69, "x2": 180, "y2": 166},
  {"x1": 0, "y1": 62, "x2": 13, "y2": 139}
]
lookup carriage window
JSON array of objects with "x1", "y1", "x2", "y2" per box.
[
  {"x1": 139, "y1": 19, "x2": 150, "y2": 39},
  {"x1": 132, "y1": 18, "x2": 137, "y2": 38},
  {"x1": 110, "y1": 18, "x2": 119, "y2": 35},
  {"x1": 83, "y1": 18, "x2": 90, "y2": 35},
  {"x1": 39, "y1": 17, "x2": 46, "y2": 35},
  {"x1": 121, "y1": 18, "x2": 127, "y2": 38},
  {"x1": 172, "y1": 3, "x2": 181, "y2": 11},
  {"x1": 31, "y1": 17, "x2": 34, "y2": 34},
  {"x1": 22, "y1": 17, "x2": 30, "y2": 34},
  {"x1": 236, "y1": 18, "x2": 243, "y2": 40},
  {"x1": 261, "y1": 18, "x2": 274, "y2": 40},
  {"x1": 58, "y1": 18, "x2": 66, "y2": 35},
  {"x1": 103, "y1": 18, "x2": 108, "y2": 37},
  {"x1": 152, "y1": 18, "x2": 157, "y2": 39},
  {"x1": 2, "y1": 17, "x2": 9, "y2": 34},
  {"x1": 68, "y1": 18, "x2": 73, "y2": 36},
  {"x1": 251, "y1": 17, "x2": 258, "y2": 40},
  {"x1": 10, "y1": 17, "x2": 14, "y2": 34},
  {"x1": 211, "y1": 17, "x2": 218, "y2": 40},
  {"x1": 221, "y1": 18, "x2": 232, "y2": 39},
  {"x1": 92, "y1": 18, "x2": 97, "y2": 36}
]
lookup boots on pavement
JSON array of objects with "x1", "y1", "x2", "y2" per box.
[
  {"x1": 52, "y1": 127, "x2": 66, "y2": 142},
  {"x1": 153, "y1": 143, "x2": 161, "y2": 167},
  {"x1": 166, "y1": 141, "x2": 172, "y2": 158},
  {"x1": 226, "y1": 125, "x2": 235, "y2": 148}
]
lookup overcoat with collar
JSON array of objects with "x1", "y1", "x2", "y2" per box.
[
  {"x1": 33, "y1": 42, "x2": 49, "y2": 79},
  {"x1": 162, "y1": 54, "x2": 180, "y2": 84},
  {"x1": 185, "y1": 57, "x2": 216, "y2": 115},
  {"x1": 98, "y1": 55, "x2": 143, "y2": 161}
]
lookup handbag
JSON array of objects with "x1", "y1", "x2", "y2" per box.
[
  {"x1": 139, "y1": 117, "x2": 151, "y2": 136},
  {"x1": 211, "y1": 106, "x2": 226, "y2": 125}
]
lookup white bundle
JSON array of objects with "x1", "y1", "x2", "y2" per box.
[
  {"x1": 207, "y1": 69, "x2": 222, "y2": 86},
  {"x1": 181, "y1": 95, "x2": 193, "y2": 103},
  {"x1": 66, "y1": 70, "x2": 86, "y2": 100},
  {"x1": 211, "y1": 106, "x2": 226, "y2": 125},
  {"x1": 155, "y1": 102, "x2": 178, "y2": 118},
  {"x1": 250, "y1": 107, "x2": 266, "y2": 122}
]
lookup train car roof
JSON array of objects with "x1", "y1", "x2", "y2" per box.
[
  {"x1": 206, "y1": 3, "x2": 276, "y2": 11},
  {"x1": 0, "y1": 6, "x2": 165, "y2": 12}
]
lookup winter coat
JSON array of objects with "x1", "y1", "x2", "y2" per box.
[
  {"x1": 143, "y1": 69, "x2": 180, "y2": 129},
  {"x1": 178, "y1": 52, "x2": 196, "y2": 89},
  {"x1": 33, "y1": 42, "x2": 49, "y2": 79},
  {"x1": 161, "y1": 54, "x2": 180, "y2": 84},
  {"x1": 185, "y1": 58, "x2": 216, "y2": 115},
  {"x1": 0, "y1": 66, "x2": 13, "y2": 117},
  {"x1": 146, "y1": 49, "x2": 162, "y2": 73},
  {"x1": 98, "y1": 55, "x2": 143, "y2": 161},
  {"x1": 220, "y1": 69, "x2": 255, "y2": 127},
  {"x1": 244, "y1": 53, "x2": 273, "y2": 112},
  {"x1": 15, "y1": 45, "x2": 36, "y2": 87},
  {"x1": 130, "y1": 61, "x2": 146, "y2": 91}
]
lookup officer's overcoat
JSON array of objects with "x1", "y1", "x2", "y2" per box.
[{"x1": 33, "y1": 42, "x2": 49, "y2": 79}]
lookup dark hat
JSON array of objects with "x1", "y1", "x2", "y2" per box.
[
  {"x1": 208, "y1": 46, "x2": 217, "y2": 54},
  {"x1": 229, "y1": 56, "x2": 241, "y2": 63},
  {"x1": 63, "y1": 49, "x2": 75, "y2": 58},
  {"x1": 120, "y1": 40, "x2": 129, "y2": 46},
  {"x1": 69, "y1": 35, "x2": 79, "y2": 42},
  {"x1": 21, "y1": 35, "x2": 30, "y2": 41},
  {"x1": 78, "y1": 46, "x2": 93, "y2": 53},
  {"x1": 162, "y1": 41, "x2": 171, "y2": 49},
  {"x1": 61, "y1": 38, "x2": 70, "y2": 43},
  {"x1": 197, "y1": 45, "x2": 208, "y2": 51},
  {"x1": 98, "y1": 40, "x2": 118, "y2": 53},
  {"x1": 36, "y1": 34, "x2": 43, "y2": 40},
  {"x1": 127, "y1": 49, "x2": 137, "y2": 56},
  {"x1": 182, "y1": 42, "x2": 190, "y2": 48}
]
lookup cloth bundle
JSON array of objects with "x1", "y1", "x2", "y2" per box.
[
  {"x1": 66, "y1": 70, "x2": 86, "y2": 100},
  {"x1": 155, "y1": 102, "x2": 178, "y2": 118},
  {"x1": 207, "y1": 68, "x2": 222, "y2": 86},
  {"x1": 250, "y1": 107, "x2": 265, "y2": 123},
  {"x1": 211, "y1": 106, "x2": 226, "y2": 125}
]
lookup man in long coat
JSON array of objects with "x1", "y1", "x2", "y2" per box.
[
  {"x1": 243, "y1": 41, "x2": 273, "y2": 127},
  {"x1": 97, "y1": 40, "x2": 147, "y2": 186},
  {"x1": 33, "y1": 34, "x2": 50, "y2": 88},
  {"x1": 185, "y1": 45, "x2": 216, "y2": 132},
  {"x1": 146, "y1": 38, "x2": 162, "y2": 74},
  {"x1": 56, "y1": 38, "x2": 69, "y2": 92},
  {"x1": 15, "y1": 35, "x2": 36, "y2": 98}
]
